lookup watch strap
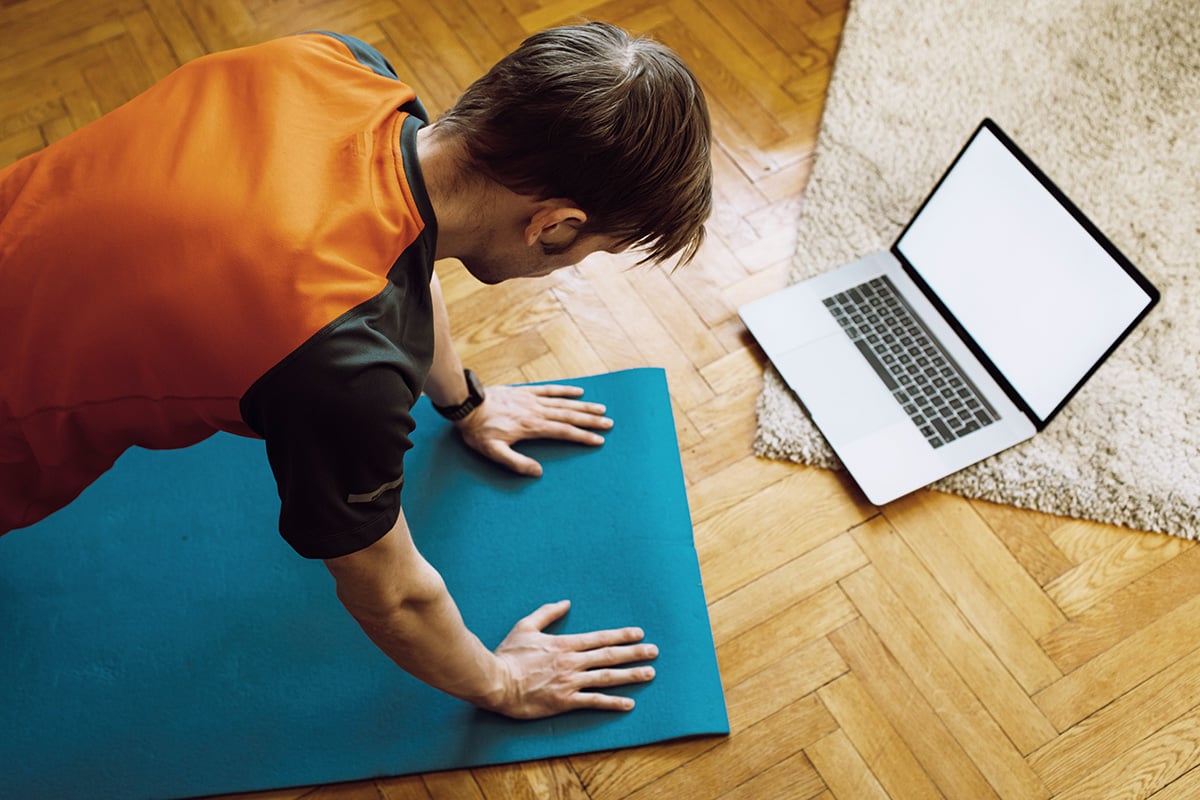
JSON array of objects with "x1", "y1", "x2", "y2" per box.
[{"x1": 433, "y1": 368, "x2": 485, "y2": 421}]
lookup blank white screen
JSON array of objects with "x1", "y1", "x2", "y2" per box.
[{"x1": 895, "y1": 127, "x2": 1153, "y2": 420}]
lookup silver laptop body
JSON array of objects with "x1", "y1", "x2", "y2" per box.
[{"x1": 739, "y1": 119, "x2": 1159, "y2": 505}]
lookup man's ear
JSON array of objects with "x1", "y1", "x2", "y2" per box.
[{"x1": 523, "y1": 202, "x2": 588, "y2": 248}]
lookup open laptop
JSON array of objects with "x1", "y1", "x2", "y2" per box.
[{"x1": 739, "y1": 118, "x2": 1160, "y2": 505}]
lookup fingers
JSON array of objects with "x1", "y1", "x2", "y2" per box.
[
  {"x1": 530, "y1": 419, "x2": 607, "y2": 446},
  {"x1": 521, "y1": 599, "x2": 573, "y2": 631},
  {"x1": 570, "y1": 692, "x2": 639, "y2": 712},
  {"x1": 524, "y1": 396, "x2": 613, "y2": 435},
  {"x1": 573, "y1": 641, "x2": 659, "y2": 671},
  {"x1": 524, "y1": 383, "x2": 586, "y2": 399},
  {"x1": 560, "y1": 660, "x2": 658, "y2": 713},
  {"x1": 525, "y1": 605, "x2": 659, "y2": 678},
  {"x1": 521, "y1": 603, "x2": 649, "y2": 653},
  {"x1": 566, "y1": 664, "x2": 658, "y2": 712},
  {"x1": 482, "y1": 441, "x2": 544, "y2": 477},
  {"x1": 513, "y1": 385, "x2": 613, "y2": 427},
  {"x1": 557, "y1": 624, "x2": 650, "y2": 652},
  {"x1": 492, "y1": 602, "x2": 660, "y2": 718}
]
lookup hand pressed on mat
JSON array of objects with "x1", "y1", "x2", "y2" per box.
[
  {"x1": 489, "y1": 599, "x2": 658, "y2": 719},
  {"x1": 456, "y1": 383, "x2": 614, "y2": 478}
]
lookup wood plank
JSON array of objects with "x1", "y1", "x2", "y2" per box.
[
  {"x1": 473, "y1": 759, "x2": 590, "y2": 800},
  {"x1": 708, "y1": 533, "x2": 865, "y2": 649},
  {"x1": 1030, "y1": 642, "x2": 1200, "y2": 794},
  {"x1": 967, "y1": 498, "x2": 1075, "y2": 587},
  {"x1": 142, "y1": 0, "x2": 207, "y2": 62},
  {"x1": 0, "y1": 0, "x2": 139, "y2": 61},
  {"x1": 376, "y1": 774, "x2": 435, "y2": 800},
  {"x1": 685, "y1": 453, "x2": 797, "y2": 525},
  {"x1": 85, "y1": 34, "x2": 155, "y2": 114},
  {"x1": 422, "y1": 769, "x2": 486, "y2": 800},
  {"x1": 249, "y1": 0, "x2": 402, "y2": 43},
  {"x1": 817, "y1": 674, "x2": 943, "y2": 800},
  {"x1": 1149, "y1": 766, "x2": 1200, "y2": 800},
  {"x1": 626, "y1": 264, "x2": 729, "y2": 370},
  {"x1": 122, "y1": 8, "x2": 181, "y2": 82},
  {"x1": 575, "y1": 639, "x2": 840, "y2": 800},
  {"x1": 616, "y1": 697, "x2": 838, "y2": 800},
  {"x1": 681, "y1": 357, "x2": 762, "y2": 444},
  {"x1": 890, "y1": 491, "x2": 1066, "y2": 638},
  {"x1": 1049, "y1": 706, "x2": 1200, "y2": 800},
  {"x1": 806, "y1": 729, "x2": 890, "y2": 800},
  {"x1": 1047, "y1": 516, "x2": 1135, "y2": 563},
  {"x1": 535, "y1": 314, "x2": 611, "y2": 380},
  {"x1": 885, "y1": 492, "x2": 1063, "y2": 693},
  {"x1": 722, "y1": 636, "x2": 847, "y2": 725},
  {"x1": 517, "y1": 0, "x2": 611, "y2": 33},
  {"x1": 840, "y1": 566, "x2": 1049, "y2": 799},
  {"x1": 676, "y1": 403, "x2": 757, "y2": 483},
  {"x1": 1044, "y1": 530, "x2": 1191, "y2": 618},
  {"x1": 694, "y1": 467, "x2": 873, "y2": 601},
  {"x1": 1035, "y1": 592, "x2": 1200, "y2": 731},
  {"x1": 1039, "y1": 545, "x2": 1200, "y2": 674},
  {"x1": 714, "y1": 751, "x2": 826, "y2": 800},
  {"x1": 0, "y1": 18, "x2": 126, "y2": 85},
  {"x1": 0, "y1": 124, "x2": 45, "y2": 163},
  {"x1": 552, "y1": 270, "x2": 647, "y2": 371},
  {"x1": 829, "y1": 618, "x2": 1000, "y2": 800},
  {"x1": 178, "y1": 0, "x2": 257, "y2": 52},
  {"x1": 852, "y1": 516, "x2": 1057, "y2": 755},
  {"x1": 301, "y1": 780, "x2": 394, "y2": 799},
  {"x1": 716, "y1": 582, "x2": 858, "y2": 686},
  {"x1": 585, "y1": 260, "x2": 716, "y2": 411}
]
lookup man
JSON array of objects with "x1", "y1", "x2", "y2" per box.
[{"x1": 0, "y1": 23, "x2": 712, "y2": 719}]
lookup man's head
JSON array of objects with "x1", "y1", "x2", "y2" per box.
[{"x1": 434, "y1": 22, "x2": 712, "y2": 273}]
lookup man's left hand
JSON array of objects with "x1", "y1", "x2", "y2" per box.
[{"x1": 454, "y1": 383, "x2": 612, "y2": 476}]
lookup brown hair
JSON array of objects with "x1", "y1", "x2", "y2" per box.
[{"x1": 435, "y1": 22, "x2": 713, "y2": 265}]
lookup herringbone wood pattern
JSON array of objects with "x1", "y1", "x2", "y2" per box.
[{"x1": 6, "y1": 1, "x2": 1199, "y2": 798}]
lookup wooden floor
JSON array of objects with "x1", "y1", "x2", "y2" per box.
[{"x1": 6, "y1": 1, "x2": 1199, "y2": 798}]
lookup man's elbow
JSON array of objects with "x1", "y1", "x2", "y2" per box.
[{"x1": 335, "y1": 557, "x2": 447, "y2": 636}]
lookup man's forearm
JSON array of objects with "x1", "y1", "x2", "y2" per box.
[
  {"x1": 424, "y1": 269, "x2": 471, "y2": 408},
  {"x1": 347, "y1": 560, "x2": 505, "y2": 707},
  {"x1": 325, "y1": 513, "x2": 506, "y2": 708},
  {"x1": 325, "y1": 507, "x2": 658, "y2": 720}
]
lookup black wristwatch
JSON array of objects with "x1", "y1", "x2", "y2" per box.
[{"x1": 432, "y1": 368, "x2": 486, "y2": 421}]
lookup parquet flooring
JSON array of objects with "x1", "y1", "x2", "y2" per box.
[{"x1": 5, "y1": 1, "x2": 1199, "y2": 798}]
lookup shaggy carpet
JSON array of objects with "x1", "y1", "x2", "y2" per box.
[{"x1": 754, "y1": 0, "x2": 1200, "y2": 537}]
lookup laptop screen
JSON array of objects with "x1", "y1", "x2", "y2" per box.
[{"x1": 894, "y1": 121, "x2": 1157, "y2": 424}]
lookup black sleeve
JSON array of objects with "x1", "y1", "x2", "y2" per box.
[
  {"x1": 307, "y1": 31, "x2": 430, "y2": 122},
  {"x1": 240, "y1": 288, "x2": 432, "y2": 559}
]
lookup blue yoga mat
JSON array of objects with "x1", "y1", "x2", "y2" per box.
[{"x1": 0, "y1": 368, "x2": 728, "y2": 800}]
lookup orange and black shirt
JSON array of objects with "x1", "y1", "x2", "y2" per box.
[{"x1": 0, "y1": 33, "x2": 437, "y2": 558}]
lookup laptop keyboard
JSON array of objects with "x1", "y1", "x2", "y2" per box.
[{"x1": 822, "y1": 275, "x2": 1000, "y2": 449}]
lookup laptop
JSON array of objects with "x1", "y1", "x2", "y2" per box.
[{"x1": 739, "y1": 118, "x2": 1160, "y2": 505}]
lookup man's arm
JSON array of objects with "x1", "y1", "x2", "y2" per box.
[
  {"x1": 422, "y1": 269, "x2": 476, "y2": 410},
  {"x1": 424, "y1": 269, "x2": 613, "y2": 476},
  {"x1": 324, "y1": 508, "x2": 658, "y2": 718}
]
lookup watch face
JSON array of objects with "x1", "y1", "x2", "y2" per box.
[{"x1": 465, "y1": 369, "x2": 484, "y2": 402}]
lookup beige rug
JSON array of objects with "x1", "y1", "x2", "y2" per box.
[{"x1": 754, "y1": 0, "x2": 1200, "y2": 538}]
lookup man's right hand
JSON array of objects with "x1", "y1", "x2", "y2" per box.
[
  {"x1": 327, "y1": 513, "x2": 658, "y2": 720},
  {"x1": 484, "y1": 599, "x2": 658, "y2": 719}
]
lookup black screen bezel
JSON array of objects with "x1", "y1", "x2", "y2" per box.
[{"x1": 890, "y1": 118, "x2": 1161, "y2": 430}]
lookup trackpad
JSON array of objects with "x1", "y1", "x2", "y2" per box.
[{"x1": 773, "y1": 335, "x2": 906, "y2": 442}]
